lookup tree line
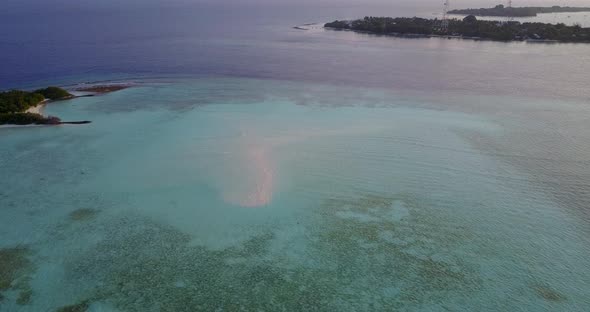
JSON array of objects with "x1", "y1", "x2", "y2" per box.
[
  {"x1": 0, "y1": 87, "x2": 71, "y2": 114},
  {"x1": 325, "y1": 16, "x2": 590, "y2": 42}
]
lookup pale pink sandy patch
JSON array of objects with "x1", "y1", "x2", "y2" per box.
[{"x1": 223, "y1": 145, "x2": 275, "y2": 207}]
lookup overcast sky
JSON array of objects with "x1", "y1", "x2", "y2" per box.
[
  {"x1": 4, "y1": 0, "x2": 590, "y2": 13},
  {"x1": 5, "y1": 0, "x2": 590, "y2": 6}
]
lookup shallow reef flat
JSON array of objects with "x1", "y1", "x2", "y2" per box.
[{"x1": 0, "y1": 78, "x2": 589, "y2": 311}]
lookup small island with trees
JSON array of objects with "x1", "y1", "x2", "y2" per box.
[
  {"x1": 0, "y1": 87, "x2": 73, "y2": 125},
  {"x1": 449, "y1": 5, "x2": 590, "y2": 17},
  {"x1": 0, "y1": 84, "x2": 131, "y2": 126},
  {"x1": 324, "y1": 15, "x2": 590, "y2": 42}
]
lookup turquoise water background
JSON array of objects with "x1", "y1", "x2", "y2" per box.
[
  {"x1": 1, "y1": 78, "x2": 589, "y2": 311},
  {"x1": 3, "y1": 1, "x2": 590, "y2": 310}
]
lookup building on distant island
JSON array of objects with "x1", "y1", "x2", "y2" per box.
[{"x1": 448, "y1": 5, "x2": 590, "y2": 17}]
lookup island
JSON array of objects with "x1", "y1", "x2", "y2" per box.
[
  {"x1": 75, "y1": 85, "x2": 130, "y2": 94},
  {"x1": 0, "y1": 87, "x2": 73, "y2": 125},
  {"x1": 324, "y1": 16, "x2": 590, "y2": 42},
  {"x1": 0, "y1": 84, "x2": 133, "y2": 126},
  {"x1": 449, "y1": 5, "x2": 590, "y2": 17}
]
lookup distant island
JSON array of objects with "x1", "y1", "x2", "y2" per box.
[
  {"x1": 324, "y1": 16, "x2": 590, "y2": 42},
  {"x1": 449, "y1": 5, "x2": 590, "y2": 17},
  {"x1": 0, "y1": 85, "x2": 130, "y2": 126}
]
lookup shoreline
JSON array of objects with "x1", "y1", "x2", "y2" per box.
[
  {"x1": 25, "y1": 99, "x2": 48, "y2": 115},
  {"x1": 1, "y1": 84, "x2": 131, "y2": 128},
  {"x1": 0, "y1": 124, "x2": 46, "y2": 129},
  {"x1": 324, "y1": 27, "x2": 563, "y2": 44},
  {"x1": 0, "y1": 84, "x2": 133, "y2": 129}
]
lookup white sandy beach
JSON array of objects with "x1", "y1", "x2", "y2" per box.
[
  {"x1": 25, "y1": 99, "x2": 48, "y2": 115},
  {"x1": 0, "y1": 100, "x2": 49, "y2": 128}
]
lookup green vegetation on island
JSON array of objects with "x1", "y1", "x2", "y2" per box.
[
  {"x1": 0, "y1": 90, "x2": 44, "y2": 114},
  {"x1": 449, "y1": 5, "x2": 590, "y2": 17},
  {"x1": 0, "y1": 113, "x2": 61, "y2": 125},
  {"x1": 0, "y1": 84, "x2": 133, "y2": 126},
  {"x1": 324, "y1": 16, "x2": 590, "y2": 42},
  {"x1": 0, "y1": 87, "x2": 71, "y2": 125},
  {"x1": 35, "y1": 86, "x2": 73, "y2": 101},
  {"x1": 0, "y1": 87, "x2": 72, "y2": 114}
]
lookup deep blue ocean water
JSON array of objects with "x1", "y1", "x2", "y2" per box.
[
  {"x1": 2, "y1": 0, "x2": 590, "y2": 95},
  {"x1": 1, "y1": 1, "x2": 590, "y2": 311}
]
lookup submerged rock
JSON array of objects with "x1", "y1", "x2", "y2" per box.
[
  {"x1": 534, "y1": 285, "x2": 567, "y2": 302},
  {"x1": 16, "y1": 288, "x2": 32, "y2": 305},
  {"x1": 0, "y1": 247, "x2": 30, "y2": 291},
  {"x1": 56, "y1": 300, "x2": 90, "y2": 312},
  {"x1": 69, "y1": 208, "x2": 99, "y2": 221}
]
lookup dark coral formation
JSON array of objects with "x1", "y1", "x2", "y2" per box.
[
  {"x1": 57, "y1": 192, "x2": 485, "y2": 311},
  {"x1": 56, "y1": 300, "x2": 90, "y2": 312},
  {"x1": 0, "y1": 246, "x2": 35, "y2": 305},
  {"x1": 533, "y1": 285, "x2": 567, "y2": 302},
  {"x1": 68, "y1": 209, "x2": 99, "y2": 221},
  {"x1": 315, "y1": 194, "x2": 481, "y2": 308}
]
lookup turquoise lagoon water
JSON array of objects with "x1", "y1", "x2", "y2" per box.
[{"x1": 1, "y1": 78, "x2": 590, "y2": 311}]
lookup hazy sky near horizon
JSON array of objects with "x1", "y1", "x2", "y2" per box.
[
  {"x1": 3, "y1": 0, "x2": 589, "y2": 22},
  {"x1": 5, "y1": 0, "x2": 590, "y2": 8}
]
